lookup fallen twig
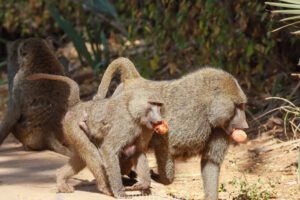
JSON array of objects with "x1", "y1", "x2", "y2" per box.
[{"x1": 249, "y1": 139, "x2": 300, "y2": 154}]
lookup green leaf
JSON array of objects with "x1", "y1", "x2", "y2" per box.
[
  {"x1": 84, "y1": 0, "x2": 117, "y2": 18},
  {"x1": 0, "y1": 80, "x2": 7, "y2": 85},
  {"x1": 246, "y1": 43, "x2": 254, "y2": 58}
]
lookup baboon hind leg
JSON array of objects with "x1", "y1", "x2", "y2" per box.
[
  {"x1": 0, "y1": 99, "x2": 20, "y2": 144},
  {"x1": 56, "y1": 153, "x2": 85, "y2": 193}
]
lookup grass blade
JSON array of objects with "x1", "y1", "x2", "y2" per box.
[
  {"x1": 280, "y1": 15, "x2": 300, "y2": 21},
  {"x1": 272, "y1": 9, "x2": 300, "y2": 14},
  {"x1": 265, "y1": 2, "x2": 300, "y2": 8},
  {"x1": 271, "y1": 21, "x2": 300, "y2": 33},
  {"x1": 279, "y1": 0, "x2": 300, "y2": 4}
]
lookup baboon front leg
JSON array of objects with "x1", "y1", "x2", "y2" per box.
[
  {"x1": 56, "y1": 153, "x2": 85, "y2": 193},
  {"x1": 101, "y1": 146, "x2": 126, "y2": 198},
  {"x1": 126, "y1": 153, "x2": 151, "y2": 192},
  {"x1": 201, "y1": 159, "x2": 220, "y2": 200},
  {"x1": 200, "y1": 129, "x2": 229, "y2": 200},
  {"x1": 152, "y1": 135, "x2": 174, "y2": 184}
]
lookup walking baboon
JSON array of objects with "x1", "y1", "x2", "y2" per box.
[
  {"x1": 0, "y1": 38, "x2": 71, "y2": 156},
  {"x1": 94, "y1": 57, "x2": 249, "y2": 200},
  {"x1": 27, "y1": 73, "x2": 166, "y2": 197}
]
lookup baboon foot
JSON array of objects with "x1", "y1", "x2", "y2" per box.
[{"x1": 57, "y1": 182, "x2": 74, "y2": 193}]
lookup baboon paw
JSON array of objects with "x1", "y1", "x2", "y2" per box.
[
  {"x1": 97, "y1": 185, "x2": 113, "y2": 196},
  {"x1": 57, "y1": 183, "x2": 74, "y2": 193},
  {"x1": 150, "y1": 170, "x2": 172, "y2": 185},
  {"x1": 115, "y1": 190, "x2": 127, "y2": 199},
  {"x1": 141, "y1": 188, "x2": 151, "y2": 195},
  {"x1": 126, "y1": 182, "x2": 150, "y2": 191}
]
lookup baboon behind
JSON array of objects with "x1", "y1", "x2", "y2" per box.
[
  {"x1": 27, "y1": 73, "x2": 166, "y2": 197},
  {"x1": 94, "y1": 57, "x2": 249, "y2": 200},
  {"x1": 0, "y1": 38, "x2": 71, "y2": 156}
]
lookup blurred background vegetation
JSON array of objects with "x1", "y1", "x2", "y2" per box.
[{"x1": 0, "y1": 0, "x2": 299, "y2": 116}]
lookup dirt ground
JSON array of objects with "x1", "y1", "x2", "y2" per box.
[
  {"x1": 0, "y1": 133, "x2": 299, "y2": 200},
  {"x1": 0, "y1": 82, "x2": 300, "y2": 200}
]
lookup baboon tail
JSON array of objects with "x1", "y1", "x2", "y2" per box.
[
  {"x1": 26, "y1": 73, "x2": 80, "y2": 107},
  {"x1": 94, "y1": 57, "x2": 141, "y2": 100},
  {"x1": 47, "y1": 137, "x2": 72, "y2": 157}
]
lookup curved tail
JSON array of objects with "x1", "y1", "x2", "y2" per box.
[
  {"x1": 26, "y1": 73, "x2": 80, "y2": 107},
  {"x1": 94, "y1": 57, "x2": 141, "y2": 100}
]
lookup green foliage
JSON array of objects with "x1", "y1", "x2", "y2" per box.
[
  {"x1": 228, "y1": 178, "x2": 276, "y2": 200},
  {"x1": 0, "y1": 0, "x2": 298, "y2": 94},
  {"x1": 47, "y1": 4, "x2": 95, "y2": 67},
  {"x1": 0, "y1": 0, "x2": 118, "y2": 70},
  {"x1": 115, "y1": 1, "x2": 277, "y2": 75},
  {"x1": 46, "y1": 0, "x2": 117, "y2": 70}
]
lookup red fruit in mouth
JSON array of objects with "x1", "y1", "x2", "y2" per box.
[{"x1": 154, "y1": 120, "x2": 169, "y2": 135}]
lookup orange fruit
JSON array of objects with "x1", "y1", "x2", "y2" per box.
[
  {"x1": 231, "y1": 129, "x2": 247, "y2": 143},
  {"x1": 154, "y1": 120, "x2": 169, "y2": 135}
]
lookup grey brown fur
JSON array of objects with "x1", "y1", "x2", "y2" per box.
[
  {"x1": 27, "y1": 73, "x2": 165, "y2": 197},
  {"x1": 95, "y1": 57, "x2": 249, "y2": 200},
  {"x1": 0, "y1": 38, "x2": 71, "y2": 156}
]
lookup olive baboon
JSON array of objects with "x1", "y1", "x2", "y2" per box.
[
  {"x1": 0, "y1": 38, "x2": 71, "y2": 156},
  {"x1": 27, "y1": 73, "x2": 166, "y2": 197},
  {"x1": 94, "y1": 57, "x2": 249, "y2": 200}
]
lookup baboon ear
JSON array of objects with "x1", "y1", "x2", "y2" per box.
[{"x1": 208, "y1": 97, "x2": 235, "y2": 128}]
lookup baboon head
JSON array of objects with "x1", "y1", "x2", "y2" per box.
[
  {"x1": 208, "y1": 75, "x2": 248, "y2": 136},
  {"x1": 140, "y1": 101, "x2": 164, "y2": 129},
  {"x1": 128, "y1": 91, "x2": 164, "y2": 130},
  {"x1": 17, "y1": 38, "x2": 57, "y2": 69}
]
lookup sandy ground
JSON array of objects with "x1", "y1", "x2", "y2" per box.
[{"x1": 1, "y1": 134, "x2": 300, "y2": 200}]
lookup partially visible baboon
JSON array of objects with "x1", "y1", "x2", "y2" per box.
[
  {"x1": 94, "y1": 57, "x2": 249, "y2": 200},
  {"x1": 0, "y1": 38, "x2": 71, "y2": 156},
  {"x1": 27, "y1": 73, "x2": 165, "y2": 197}
]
